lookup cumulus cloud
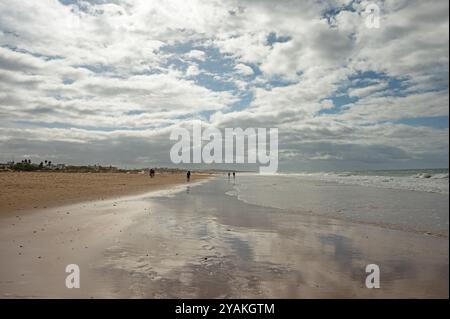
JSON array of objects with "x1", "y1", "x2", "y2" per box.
[{"x1": 0, "y1": 0, "x2": 448, "y2": 170}]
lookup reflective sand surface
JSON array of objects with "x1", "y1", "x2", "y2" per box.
[{"x1": 0, "y1": 177, "x2": 448, "y2": 298}]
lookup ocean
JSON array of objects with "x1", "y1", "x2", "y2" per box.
[{"x1": 226, "y1": 169, "x2": 449, "y2": 236}]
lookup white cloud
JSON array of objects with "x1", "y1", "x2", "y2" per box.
[
  {"x1": 321, "y1": 99, "x2": 334, "y2": 109},
  {"x1": 348, "y1": 81, "x2": 388, "y2": 98},
  {"x1": 184, "y1": 50, "x2": 206, "y2": 61},
  {"x1": 0, "y1": 0, "x2": 447, "y2": 169},
  {"x1": 234, "y1": 63, "x2": 253, "y2": 76},
  {"x1": 185, "y1": 64, "x2": 201, "y2": 76}
]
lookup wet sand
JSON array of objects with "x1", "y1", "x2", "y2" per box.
[
  {"x1": 0, "y1": 171, "x2": 209, "y2": 216},
  {"x1": 0, "y1": 177, "x2": 448, "y2": 298}
]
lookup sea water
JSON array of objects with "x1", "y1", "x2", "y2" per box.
[{"x1": 227, "y1": 169, "x2": 449, "y2": 236}]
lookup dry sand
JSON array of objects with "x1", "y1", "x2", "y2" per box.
[{"x1": 0, "y1": 171, "x2": 209, "y2": 216}]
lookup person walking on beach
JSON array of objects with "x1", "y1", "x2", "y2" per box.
[
  {"x1": 232, "y1": 171, "x2": 235, "y2": 179},
  {"x1": 187, "y1": 170, "x2": 191, "y2": 182},
  {"x1": 149, "y1": 168, "x2": 155, "y2": 178}
]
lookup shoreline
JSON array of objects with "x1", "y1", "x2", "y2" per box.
[
  {"x1": 0, "y1": 171, "x2": 212, "y2": 217},
  {"x1": 0, "y1": 176, "x2": 447, "y2": 298},
  {"x1": 230, "y1": 174, "x2": 449, "y2": 238}
]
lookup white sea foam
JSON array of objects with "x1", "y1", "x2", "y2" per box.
[{"x1": 274, "y1": 171, "x2": 449, "y2": 194}]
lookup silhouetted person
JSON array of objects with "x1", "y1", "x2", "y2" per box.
[
  {"x1": 187, "y1": 170, "x2": 191, "y2": 182},
  {"x1": 233, "y1": 171, "x2": 236, "y2": 179}
]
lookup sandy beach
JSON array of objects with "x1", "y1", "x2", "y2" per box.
[
  {"x1": 0, "y1": 171, "x2": 209, "y2": 217},
  {"x1": 0, "y1": 175, "x2": 447, "y2": 298}
]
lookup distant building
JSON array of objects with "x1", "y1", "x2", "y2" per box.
[{"x1": 0, "y1": 162, "x2": 14, "y2": 170}]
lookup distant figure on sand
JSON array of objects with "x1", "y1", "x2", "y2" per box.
[
  {"x1": 228, "y1": 172, "x2": 230, "y2": 179},
  {"x1": 187, "y1": 170, "x2": 191, "y2": 182},
  {"x1": 233, "y1": 171, "x2": 236, "y2": 179},
  {"x1": 149, "y1": 168, "x2": 155, "y2": 178}
]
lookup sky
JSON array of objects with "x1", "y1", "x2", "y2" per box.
[{"x1": 0, "y1": 0, "x2": 448, "y2": 171}]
